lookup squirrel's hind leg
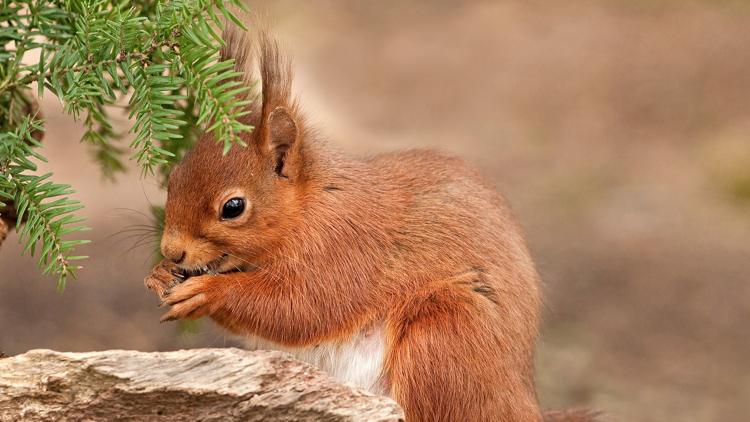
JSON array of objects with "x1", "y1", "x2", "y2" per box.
[{"x1": 383, "y1": 269, "x2": 542, "y2": 422}]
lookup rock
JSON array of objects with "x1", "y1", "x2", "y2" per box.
[{"x1": 0, "y1": 348, "x2": 404, "y2": 421}]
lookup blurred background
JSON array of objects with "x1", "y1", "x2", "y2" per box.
[{"x1": 2, "y1": 1, "x2": 749, "y2": 420}]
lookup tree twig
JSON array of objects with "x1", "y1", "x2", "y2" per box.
[{"x1": 0, "y1": 217, "x2": 9, "y2": 251}]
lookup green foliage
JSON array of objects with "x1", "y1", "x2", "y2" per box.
[
  {"x1": 0, "y1": 117, "x2": 89, "y2": 289},
  {"x1": 0, "y1": 0, "x2": 252, "y2": 287}
]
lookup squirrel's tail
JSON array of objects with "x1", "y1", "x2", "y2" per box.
[{"x1": 543, "y1": 408, "x2": 603, "y2": 422}]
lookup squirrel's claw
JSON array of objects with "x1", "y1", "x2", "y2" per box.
[
  {"x1": 158, "y1": 275, "x2": 214, "y2": 322},
  {"x1": 159, "y1": 292, "x2": 209, "y2": 322},
  {"x1": 159, "y1": 314, "x2": 177, "y2": 323},
  {"x1": 144, "y1": 259, "x2": 185, "y2": 301}
]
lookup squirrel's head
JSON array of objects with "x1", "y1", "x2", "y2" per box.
[{"x1": 160, "y1": 25, "x2": 307, "y2": 273}]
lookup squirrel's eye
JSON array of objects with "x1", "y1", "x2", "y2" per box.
[{"x1": 221, "y1": 197, "x2": 246, "y2": 220}]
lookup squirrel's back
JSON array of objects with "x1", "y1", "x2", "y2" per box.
[{"x1": 313, "y1": 145, "x2": 541, "y2": 305}]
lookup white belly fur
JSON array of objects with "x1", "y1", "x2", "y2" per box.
[{"x1": 244, "y1": 324, "x2": 388, "y2": 396}]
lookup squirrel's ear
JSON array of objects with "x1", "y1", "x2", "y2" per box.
[{"x1": 267, "y1": 106, "x2": 298, "y2": 178}]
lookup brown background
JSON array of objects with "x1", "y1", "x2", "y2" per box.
[{"x1": 2, "y1": 1, "x2": 750, "y2": 421}]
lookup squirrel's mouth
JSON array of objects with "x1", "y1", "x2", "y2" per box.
[{"x1": 176, "y1": 254, "x2": 245, "y2": 279}]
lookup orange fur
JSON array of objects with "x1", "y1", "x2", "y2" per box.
[{"x1": 144, "y1": 19, "x2": 596, "y2": 422}]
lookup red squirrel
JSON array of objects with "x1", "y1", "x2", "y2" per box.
[{"x1": 144, "y1": 20, "x2": 598, "y2": 422}]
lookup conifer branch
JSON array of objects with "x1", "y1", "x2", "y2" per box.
[{"x1": 0, "y1": 0, "x2": 252, "y2": 287}]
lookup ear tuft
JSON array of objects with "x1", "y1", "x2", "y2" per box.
[{"x1": 268, "y1": 107, "x2": 298, "y2": 177}]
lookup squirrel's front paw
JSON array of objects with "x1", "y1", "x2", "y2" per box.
[
  {"x1": 144, "y1": 260, "x2": 184, "y2": 300},
  {"x1": 159, "y1": 275, "x2": 218, "y2": 322}
]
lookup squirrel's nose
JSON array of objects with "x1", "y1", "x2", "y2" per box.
[
  {"x1": 161, "y1": 230, "x2": 188, "y2": 264},
  {"x1": 171, "y1": 250, "x2": 186, "y2": 264},
  {"x1": 162, "y1": 246, "x2": 186, "y2": 264},
  {"x1": 168, "y1": 250, "x2": 186, "y2": 265}
]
